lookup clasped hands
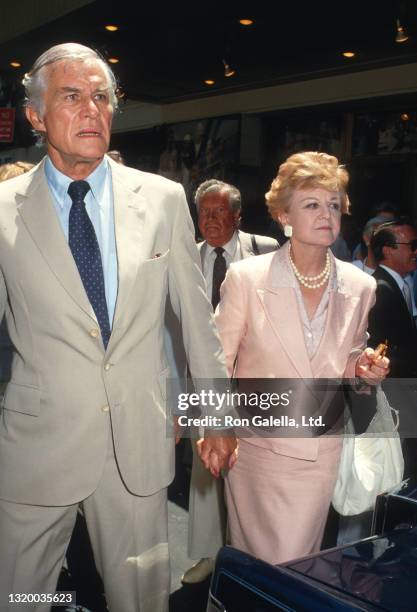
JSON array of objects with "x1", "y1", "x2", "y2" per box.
[
  {"x1": 197, "y1": 431, "x2": 238, "y2": 478},
  {"x1": 355, "y1": 347, "x2": 390, "y2": 385},
  {"x1": 173, "y1": 417, "x2": 238, "y2": 477}
]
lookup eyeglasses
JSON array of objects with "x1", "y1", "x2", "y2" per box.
[{"x1": 391, "y1": 239, "x2": 417, "y2": 250}]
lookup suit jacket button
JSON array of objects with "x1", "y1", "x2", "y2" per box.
[
  {"x1": 104, "y1": 363, "x2": 111, "y2": 371},
  {"x1": 101, "y1": 405, "x2": 110, "y2": 413},
  {"x1": 90, "y1": 329, "x2": 99, "y2": 338}
]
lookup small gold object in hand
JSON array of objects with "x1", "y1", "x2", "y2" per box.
[{"x1": 373, "y1": 340, "x2": 388, "y2": 360}]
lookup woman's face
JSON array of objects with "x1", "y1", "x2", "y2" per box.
[{"x1": 279, "y1": 187, "x2": 342, "y2": 248}]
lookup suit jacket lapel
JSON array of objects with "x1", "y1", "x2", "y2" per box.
[
  {"x1": 310, "y1": 257, "x2": 364, "y2": 373},
  {"x1": 258, "y1": 285, "x2": 313, "y2": 378},
  {"x1": 16, "y1": 161, "x2": 97, "y2": 323},
  {"x1": 111, "y1": 162, "x2": 146, "y2": 329},
  {"x1": 256, "y1": 247, "x2": 313, "y2": 378},
  {"x1": 375, "y1": 266, "x2": 412, "y2": 321},
  {"x1": 198, "y1": 241, "x2": 207, "y2": 266},
  {"x1": 238, "y1": 231, "x2": 255, "y2": 259},
  {"x1": 310, "y1": 289, "x2": 354, "y2": 373}
]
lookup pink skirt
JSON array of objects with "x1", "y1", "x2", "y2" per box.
[{"x1": 225, "y1": 436, "x2": 342, "y2": 565}]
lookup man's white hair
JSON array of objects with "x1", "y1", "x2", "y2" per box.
[
  {"x1": 194, "y1": 179, "x2": 241, "y2": 213},
  {"x1": 22, "y1": 42, "x2": 118, "y2": 115}
]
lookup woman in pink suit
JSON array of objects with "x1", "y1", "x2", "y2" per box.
[{"x1": 214, "y1": 152, "x2": 389, "y2": 565}]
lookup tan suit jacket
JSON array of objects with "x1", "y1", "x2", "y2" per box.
[
  {"x1": 215, "y1": 243, "x2": 376, "y2": 460},
  {"x1": 0, "y1": 157, "x2": 226, "y2": 506}
]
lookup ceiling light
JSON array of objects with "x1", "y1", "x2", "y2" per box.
[
  {"x1": 105, "y1": 24, "x2": 119, "y2": 32},
  {"x1": 223, "y1": 59, "x2": 236, "y2": 78},
  {"x1": 239, "y1": 18, "x2": 254, "y2": 26},
  {"x1": 10, "y1": 61, "x2": 21, "y2": 68},
  {"x1": 204, "y1": 79, "x2": 215, "y2": 86},
  {"x1": 396, "y1": 19, "x2": 409, "y2": 43},
  {"x1": 108, "y1": 57, "x2": 119, "y2": 64},
  {"x1": 401, "y1": 113, "x2": 410, "y2": 121},
  {"x1": 342, "y1": 51, "x2": 355, "y2": 58}
]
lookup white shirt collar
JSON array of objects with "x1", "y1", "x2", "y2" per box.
[{"x1": 206, "y1": 231, "x2": 239, "y2": 259}]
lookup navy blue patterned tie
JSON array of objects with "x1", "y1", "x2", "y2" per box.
[{"x1": 68, "y1": 180, "x2": 111, "y2": 348}]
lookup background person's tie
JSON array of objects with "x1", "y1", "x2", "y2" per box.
[
  {"x1": 68, "y1": 180, "x2": 111, "y2": 348},
  {"x1": 211, "y1": 247, "x2": 226, "y2": 310},
  {"x1": 403, "y1": 280, "x2": 413, "y2": 316}
]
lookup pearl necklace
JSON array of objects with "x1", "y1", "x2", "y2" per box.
[{"x1": 289, "y1": 248, "x2": 331, "y2": 289}]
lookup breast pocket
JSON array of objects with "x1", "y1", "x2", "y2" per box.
[
  {"x1": 143, "y1": 249, "x2": 170, "y2": 266},
  {"x1": 2, "y1": 382, "x2": 40, "y2": 417},
  {"x1": 138, "y1": 249, "x2": 170, "y2": 297}
]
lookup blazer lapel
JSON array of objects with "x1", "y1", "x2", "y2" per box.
[
  {"x1": 16, "y1": 161, "x2": 97, "y2": 323},
  {"x1": 198, "y1": 241, "x2": 207, "y2": 266},
  {"x1": 256, "y1": 247, "x2": 313, "y2": 378},
  {"x1": 310, "y1": 289, "x2": 355, "y2": 373},
  {"x1": 375, "y1": 266, "x2": 412, "y2": 323},
  {"x1": 111, "y1": 164, "x2": 146, "y2": 328},
  {"x1": 258, "y1": 286, "x2": 313, "y2": 378},
  {"x1": 310, "y1": 257, "x2": 362, "y2": 373},
  {"x1": 238, "y1": 231, "x2": 255, "y2": 259}
]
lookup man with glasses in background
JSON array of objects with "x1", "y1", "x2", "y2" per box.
[{"x1": 368, "y1": 220, "x2": 417, "y2": 479}]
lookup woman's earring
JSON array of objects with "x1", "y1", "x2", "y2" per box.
[{"x1": 284, "y1": 224, "x2": 293, "y2": 238}]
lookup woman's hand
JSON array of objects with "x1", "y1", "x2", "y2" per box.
[
  {"x1": 197, "y1": 433, "x2": 238, "y2": 478},
  {"x1": 355, "y1": 347, "x2": 390, "y2": 385}
]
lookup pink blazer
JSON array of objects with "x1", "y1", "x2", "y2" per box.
[{"x1": 214, "y1": 243, "x2": 376, "y2": 461}]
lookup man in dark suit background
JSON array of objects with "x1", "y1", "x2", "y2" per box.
[
  {"x1": 368, "y1": 220, "x2": 417, "y2": 478},
  {"x1": 182, "y1": 179, "x2": 278, "y2": 583}
]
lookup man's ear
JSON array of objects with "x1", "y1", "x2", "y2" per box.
[
  {"x1": 381, "y1": 244, "x2": 392, "y2": 262},
  {"x1": 25, "y1": 106, "x2": 46, "y2": 134},
  {"x1": 233, "y1": 210, "x2": 241, "y2": 228}
]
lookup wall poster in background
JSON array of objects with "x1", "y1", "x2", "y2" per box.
[{"x1": 157, "y1": 116, "x2": 240, "y2": 205}]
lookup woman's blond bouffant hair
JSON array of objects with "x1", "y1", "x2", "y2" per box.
[{"x1": 265, "y1": 151, "x2": 350, "y2": 221}]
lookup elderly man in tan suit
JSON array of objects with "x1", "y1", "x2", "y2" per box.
[{"x1": 0, "y1": 43, "x2": 236, "y2": 612}]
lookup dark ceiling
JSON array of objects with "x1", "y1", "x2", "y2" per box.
[{"x1": 0, "y1": 0, "x2": 417, "y2": 106}]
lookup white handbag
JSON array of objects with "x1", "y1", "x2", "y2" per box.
[{"x1": 332, "y1": 385, "x2": 404, "y2": 516}]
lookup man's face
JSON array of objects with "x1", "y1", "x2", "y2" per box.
[
  {"x1": 384, "y1": 225, "x2": 417, "y2": 277},
  {"x1": 26, "y1": 59, "x2": 113, "y2": 178},
  {"x1": 198, "y1": 191, "x2": 240, "y2": 247}
]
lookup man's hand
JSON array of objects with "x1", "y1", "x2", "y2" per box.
[
  {"x1": 197, "y1": 432, "x2": 238, "y2": 478},
  {"x1": 355, "y1": 347, "x2": 390, "y2": 385}
]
